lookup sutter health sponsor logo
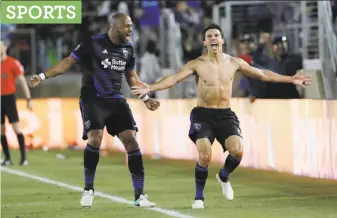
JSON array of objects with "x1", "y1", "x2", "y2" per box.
[{"x1": 0, "y1": 1, "x2": 82, "y2": 24}]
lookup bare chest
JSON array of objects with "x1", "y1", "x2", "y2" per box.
[{"x1": 196, "y1": 62, "x2": 237, "y2": 86}]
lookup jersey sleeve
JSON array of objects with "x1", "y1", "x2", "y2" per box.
[
  {"x1": 12, "y1": 59, "x2": 24, "y2": 77},
  {"x1": 70, "y1": 42, "x2": 87, "y2": 61},
  {"x1": 125, "y1": 47, "x2": 136, "y2": 73}
]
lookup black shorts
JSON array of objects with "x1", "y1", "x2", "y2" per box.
[
  {"x1": 188, "y1": 107, "x2": 242, "y2": 151},
  {"x1": 79, "y1": 97, "x2": 138, "y2": 140},
  {"x1": 1, "y1": 94, "x2": 19, "y2": 124}
]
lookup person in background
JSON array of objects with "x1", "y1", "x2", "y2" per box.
[
  {"x1": 1, "y1": 40, "x2": 32, "y2": 166},
  {"x1": 139, "y1": 40, "x2": 161, "y2": 98},
  {"x1": 265, "y1": 36, "x2": 303, "y2": 98}
]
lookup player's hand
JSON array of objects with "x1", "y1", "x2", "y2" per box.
[
  {"x1": 291, "y1": 70, "x2": 312, "y2": 88},
  {"x1": 144, "y1": 98, "x2": 160, "y2": 111},
  {"x1": 26, "y1": 99, "x2": 33, "y2": 111},
  {"x1": 28, "y1": 75, "x2": 42, "y2": 88},
  {"x1": 131, "y1": 84, "x2": 150, "y2": 96}
]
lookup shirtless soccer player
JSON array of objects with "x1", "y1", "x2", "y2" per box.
[{"x1": 131, "y1": 23, "x2": 312, "y2": 209}]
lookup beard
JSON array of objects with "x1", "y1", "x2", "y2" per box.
[{"x1": 117, "y1": 30, "x2": 126, "y2": 43}]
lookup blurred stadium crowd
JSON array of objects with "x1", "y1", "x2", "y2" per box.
[{"x1": 2, "y1": 0, "x2": 337, "y2": 99}]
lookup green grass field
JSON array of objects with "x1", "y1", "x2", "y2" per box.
[{"x1": 1, "y1": 150, "x2": 337, "y2": 218}]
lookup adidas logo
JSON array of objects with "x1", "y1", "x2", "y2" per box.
[{"x1": 102, "y1": 49, "x2": 108, "y2": 54}]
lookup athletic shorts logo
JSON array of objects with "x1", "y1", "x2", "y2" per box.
[
  {"x1": 237, "y1": 127, "x2": 242, "y2": 135},
  {"x1": 193, "y1": 123, "x2": 201, "y2": 131},
  {"x1": 84, "y1": 120, "x2": 91, "y2": 129}
]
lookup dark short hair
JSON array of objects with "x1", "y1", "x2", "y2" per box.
[
  {"x1": 202, "y1": 23, "x2": 224, "y2": 40},
  {"x1": 110, "y1": 12, "x2": 129, "y2": 26}
]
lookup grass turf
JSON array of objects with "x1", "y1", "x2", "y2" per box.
[{"x1": 1, "y1": 150, "x2": 337, "y2": 218}]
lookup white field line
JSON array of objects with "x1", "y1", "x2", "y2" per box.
[
  {"x1": 2, "y1": 202, "x2": 54, "y2": 207},
  {"x1": 1, "y1": 167, "x2": 196, "y2": 218}
]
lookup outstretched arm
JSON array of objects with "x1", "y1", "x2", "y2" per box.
[
  {"x1": 28, "y1": 55, "x2": 76, "y2": 87},
  {"x1": 44, "y1": 55, "x2": 76, "y2": 78},
  {"x1": 28, "y1": 42, "x2": 87, "y2": 87},
  {"x1": 125, "y1": 69, "x2": 160, "y2": 110},
  {"x1": 125, "y1": 69, "x2": 149, "y2": 98},
  {"x1": 149, "y1": 60, "x2": 196, "y2": 91},
  {"x1": 236, "y1": 58, "x2": 312, "y2": 86},
  {"x1": 132, "y1": 59, "x2": 196, "y2": 95}
]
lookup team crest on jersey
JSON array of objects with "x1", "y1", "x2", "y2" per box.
[
  {"x1": 122, "y1": 48, "x2": 129, "y2": 58},
  {"x1": 193, "y1": 123, "x2": 201, "y2": 131},
  {"x1": 2, "y1": 73, "x2": 8, "y2": 78},
  {"x1": 84, "y1": 120, "x2": 91, "y2": 129}
]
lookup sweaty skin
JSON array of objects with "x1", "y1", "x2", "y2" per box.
[
  {"x1": 191, "y1": 54, "x2": 238, "y2": 109},
  {"x1": 131, "y1": 28, "x2": 312, "y2": 105},
  {"x1": 131, "y1": 26, "x2": 312, "y2": 208}
]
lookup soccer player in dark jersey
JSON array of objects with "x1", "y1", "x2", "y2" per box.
[{"x1": 28, "y1": 13, "x2": 159, "y2": 208}]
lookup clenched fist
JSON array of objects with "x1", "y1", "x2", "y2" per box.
[
  {"x1": 144, "y1": 98, "x2": 160, "y2": 111},
  {"x1": 28, "y1": 75, "x2": 42, "y2": 87}
]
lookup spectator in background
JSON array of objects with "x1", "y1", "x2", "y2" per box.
[
  {"x1": 182, "y1": 31, "x2": 204, "y2": 62},
  {"x1": 174, "y1": 1, "x2": 190, "y2": 28},
  {"x1": 97, "y1": 0, "x2": 112, "y2": 17},
  {"x1": 187, "y1": 0, "x2": 203, "y2": 27},
  {"x1": 201, "y1": 0, "x2": 222, "y2": 25},
  {"x1": 162, "y1": 0, "x2": 176, "y2": 9},
  {"x1": 251, "y1": 33, "x2": 273, "y2": 67},
  {"x1": 281, "y1": 2, "x2": 301, "y2": 24},
  {"x1": 332, "y1": 0, "x2": 337, "y2": 30},
  {"x1": 237, "y1": 33, "x2": 270, "y2": 68},
  {"x1": 251, "y1": 4, "x2": 273, "y2": 34},
  {"x1": 0, "y1": 24, "x2": 16, "y2": 43},
  {"x1": 139, "y1": 40, "x2": 161, "y2": 98},
  {"x1": 137, "y1": 0, "x2": 161, "y2": 56},
  {"x1": 174, "y1": 1, "x2": 202, "y2": 29},
  {"x1": 174, "y1": 1, "x2": 203, "y2": 62},
  {"x1": 237, "y1": 34, "x2": 254, "y2": 59},
  {"x1": 187, "y1": 0, "x2": 201, "y2": 9},
  {"x1": 139, "y1": 0, "x2": 160, "y2": 29},
  {"x1": 265, "y1": 36, "x2": 303, "y2": 98},
  {"x1": 237, "y1": 34, "x2": 269, "y2": 98}
]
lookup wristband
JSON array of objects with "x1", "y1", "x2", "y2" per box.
[
  {"x1": 38, "y1": 73, "x2": 46, "y2": 80},
  {"x1": 140, "y1": 95, "x2": 149, "y2": 102}
]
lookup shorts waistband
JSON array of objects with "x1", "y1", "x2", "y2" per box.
[{"x1": 194, "y1": 106, "x2": 232, "y2": 112}]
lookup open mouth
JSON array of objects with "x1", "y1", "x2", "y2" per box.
[
  {"x1": 211, "y1": 43, "x2": 218, "y2": 49},
  {"x1": 126, "y1": 33, "x2": 131, "y2": 40}
]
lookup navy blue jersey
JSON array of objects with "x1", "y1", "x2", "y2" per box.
[{"x1": 71, "y1": 33, "x2": 135, "y2": 99}]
